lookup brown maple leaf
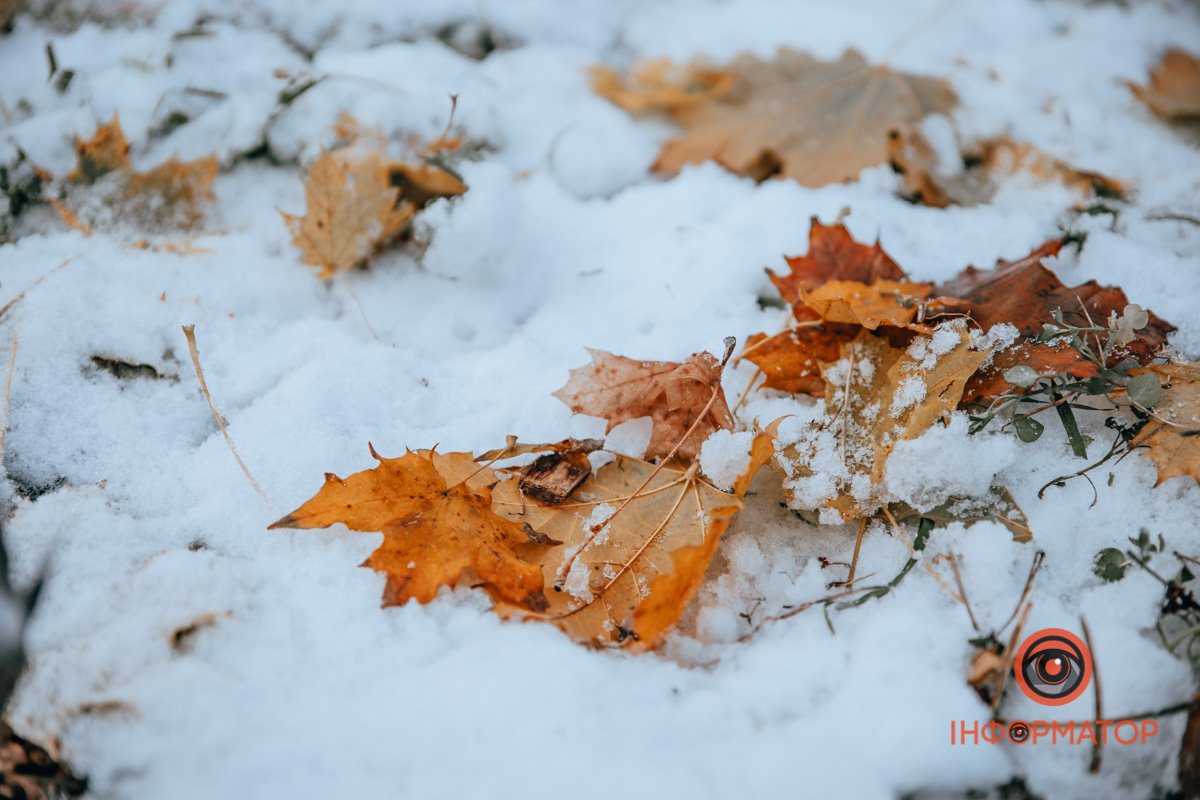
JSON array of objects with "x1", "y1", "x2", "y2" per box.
[
  {"x1": 777, "y1": 326, "x2": 986, "y2": 520},
  {"x1": 553, "y1": 344, "x2": 735, "y2": 460},
  {"x1": 742, "y1": 326, "x2": 849, "y2": 395},
  {"x1": 281, "y1": 149, "x2": 416, "y2": 279},
  {"x1": 58, "y1": 115, "x2": 217, "y2": 233},
  {"x1": 589, "y1": 60, "x2": 736, "y2": 113},
  {"x1": 889, "y1": 130, "x2": 1126, "y2": 208},
  {"x1": 744, "y1": 220, "x2": 918, "y2": 396},
  {"x1": 491, "y1": 424, "x2": 778, "y2": 649},
  {"x1": 1128, "y1": 49, "x2": 1200, "y2": 122},
  {"x1": 767, "y1": 219, "x2": 908, "y2": 314},
  {"x1": 269, "y1": 446, "x2": 553, "y2": 610},
  {"x1": 934, "y1": 239, "x2": 1175, "y2": 403},
  {"x1": 630, "y1": 48, "x2": 956, "y2": 186},
  {"x1": 1130, "y1": 362, "x2": 1200, "y2": 486}
]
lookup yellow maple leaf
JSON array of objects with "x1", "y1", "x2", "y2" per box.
[
  {"x1": 281, "y1": 150, "x2": 416, "y2": 279},
  {"x1": 58, "y1": 115, "x2": 218, "y2": 233},
  {"x1": 777, "y1": 326, "x2": 987, "y2": 521},
  {"x1": 1131, "y1": 363, "x2": 1200, "y2": 485}
]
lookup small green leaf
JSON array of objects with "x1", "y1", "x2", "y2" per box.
[
  {"x1": 1004, "y1": 365, "x2": 1039, "y2": 388},
  {"x1": 1093, "y1": 548, "x2": 1128, "y2": 582},
  {"x1": 1054, "y1": 394, "x2": 1088, "y2": 458},
  {"x1": 1013, "y1": 415, "x2": 1045, "y2": 443},
  {"x1": 914, "y1": 517, "x2": 934, "y2": 552},
  {"x1": 1127, "y1": 373, "x2": 1163, "y2": 409}
]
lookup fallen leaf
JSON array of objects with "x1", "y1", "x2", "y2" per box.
[
  {"x1": 58, "y1": 115, "x2": 218, "y2": 233},
  {"x1": 1128, "y1": 49, "x2": 1200, "y2": 122},
  {"x1": 281, "y1": 149, "x2": 416, "y2": 279},
  {"x1": 801, "y1": 278, "x2": 934, "y2": 331},
  {"x1": 889, "y1": 131, "x2": 1126, "y2": 207},
  {"x1": 748, "y1": 220, "x2": 927, "y2": 396},
  {"x1": 742, "y1": 326, "x2": 849, "y2": 395},
  {"x1": 386, "y1": 161, "x2": 467, "y2": 210},
  {"x1": 934, "y1": 239, "x2": 1175, "y2": 403},
  {"x1": 1130, "y1": 362, "x2": 1200, "y2": 485},
  {"x1": 644, "y1": 48, "x2": 956, "y2": 186},
  {"x1": 767, "y1": 219, "x2": 907, "y2": 316},
  {"x1": 491, "y1": 423, "x2": 778, "y2": 648},
  {"x1": 590, "y1": 59, "x2": 736, "y2": 113},
  {"x1": 269, "y1": 446, "x2": 553, "y2": 610},
  {"x1": 553, "y1": 345, "x2": 735, "y2": 460},
  {"x1": 891, "y1": 485, "x2": 1033, "y2": 542},
  {"x1": 69, "y1": 116, "x2": 132, "y2": 183},
  {"x1": 777, "y1": 325, "x2": 987, "y2": 520}
]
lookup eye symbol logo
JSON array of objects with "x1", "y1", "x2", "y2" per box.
[{"x1": 1013, "y1": 628, "x2": 1092, "y2": 706}]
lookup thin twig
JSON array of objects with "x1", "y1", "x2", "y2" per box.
[
  {"x1": 731, "y1": 367, "x2": 763, "y2": 415},
  {"x1": 1081, "y1": 617, "x2": 1103, "y2": 773},
  {"x1": 992, "y1": 601, "x2": 1032, "y2": 715},
  {"x1": 0, "y1": 335, "x2": 17, "y2": 467},
  {"x1": 182, "y1": 326, "x2": 271, "y2": 508},
  {"x1": 336, "y1": 274, "x2": 384, "y2": 344},
  {"x1": 948, "y1": 553, "x2": 980, "y2": 631},
  {"x1": 0, "y1": 256, "x2": 78, "y2": 321},
  {"x1": 845, "y1": 517, "x2": 868, "y2": 585},
  {"x1": 998, "y1": 551, "x2": 1045, "y2": 635}
]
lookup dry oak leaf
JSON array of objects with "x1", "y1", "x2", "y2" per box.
[
  {"x1": 589, "y1": 60, "x2": 736, "y2": 113},
  {"x1": 61, "y1": 115, "x2": 218, "y2": 232},
  {"x1": 269, "y1": 447, "x2": 552, "y2": 611},
  {"x1": 777, "y1": 325, "x2": 986, "y2": 521},
  {"x1": 645, "y1": 48, "x2": 956, "y2": 186},
  {"x1": 933, "y1": 238, "x2": 1175, "y2": 403},
  {"x1": 491, "y1": 423, "x2": 778, "y2": 649},
  {"x1": 1128, "y1": 49, "x2": 1200, "y2": 122},
  {"x1": 281, "y1": 149, "x2": 416, "y2": 279},
  {"x1": 554, "y1": 346, "x2": 735, "y2": 461},
  {"x1": 1130, "y1": 362, "x2": 1200, "y2": 486}
]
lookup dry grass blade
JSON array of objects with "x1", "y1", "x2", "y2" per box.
[{"x1": 182, "y1": 325, "x2": 270, "y2": 507}]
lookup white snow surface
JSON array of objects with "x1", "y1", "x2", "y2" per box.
[{"x1": 2, "y1": 1, "x2": 1200, "y2": 798}]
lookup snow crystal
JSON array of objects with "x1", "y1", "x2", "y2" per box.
[
  {"x1": 699, "y1": 429, "x2": 754, "y2": 491},
  {"x1": 562, "y1": 559, "x2": 594, "y2": 603},
  {"x1": 889, "y1": 375, "x2": 927, "y2": 417}
]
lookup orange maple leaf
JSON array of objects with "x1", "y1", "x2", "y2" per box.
[{"x1": 270, "y1": 447, "x2": 552, "y2": 610}]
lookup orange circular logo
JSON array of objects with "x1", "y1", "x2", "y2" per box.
[{"x1": 1013, "y1": 628, "x2": 1092, "y2": 706}]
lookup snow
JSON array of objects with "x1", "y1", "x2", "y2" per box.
[
  {"x1": 1, "y1": 0, "x2": 1200, "y2": 798},
  {"x1": 699, "y1": 429, "x2": 754, "y2": 491}
]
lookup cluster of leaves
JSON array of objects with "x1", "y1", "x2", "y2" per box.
[
  {"x1": 592, "y1": 48, "x2": 1138, "y2": 207},
  {"x1": 271, "y1": 342, "x2": 783, "y2": 651},
  {"x1": 741, "y1": 218, "x2": 1196, "y2": 506},
  {"x1": 270, "y1": 207, "x2": 1199, "y2": 652}
]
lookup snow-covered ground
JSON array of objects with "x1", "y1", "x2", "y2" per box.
[{"x1": 2, "y1": 1, "x2": 1200, "y2": 797}]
